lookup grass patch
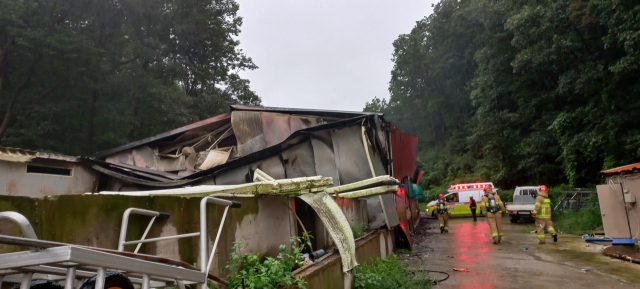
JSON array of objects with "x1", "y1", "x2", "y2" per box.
[
  {"x1": 354, "y1": 254, "x2": 433, "y2": 289},
  {"x1": 551, "y1": 194, "x2": 602, "y2": 234},
  {"x1": 351, "y1": 222, "x2": 369, "y2": 239}
]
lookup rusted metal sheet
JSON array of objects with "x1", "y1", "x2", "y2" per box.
[
  {"x1": 261, "y1": 112, "x2": 291, "y2": 146},
  {"x1": 601, "y1": 162, "x2": 640, "y2": 175},
  {"x1": 290, "y1": 115, "x2": 318, "y2": 132},
  {"x1": 231, "y1": 111, "x2": 263, "y2": 145},
  {"x1": 389, "y1": 124, "x2": 419, "y2": 181},
  {"x1": 388, "y1": 125, "x2": 420, "y2": 241},
  {"x1": 131, "y1": 146, "x2": 157, "y2": 170}
]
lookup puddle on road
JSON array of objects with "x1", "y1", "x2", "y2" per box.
[{"x1": 545, "y1": 234, "x2": 640, "y2": 283}]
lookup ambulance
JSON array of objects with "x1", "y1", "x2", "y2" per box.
[{"x1": 426, "y1": 182, "x2": 497, "y2": 217}]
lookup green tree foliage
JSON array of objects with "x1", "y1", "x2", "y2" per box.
[
  {"x1": 371, "y1": 0, "x2": 640, "y2": 189},
  {"x1": 0, "y1": 0, "x2": 260, "y2": 155}
]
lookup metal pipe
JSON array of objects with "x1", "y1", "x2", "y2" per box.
[
  {"x1": 65, "y1": 267, "x2": 77, "y2": 289},
  {"x1": 199, "y1": 198, "x2": 209, "y2": 277},
  {"x1": 0, "y1": 212, "x2": 39, "y2": 251},
  {"x1": 122, "y1": 232, "x2": 200, "y2": 246},
  {"x1": 175, "y1": 280, "x2": 186, "y2": 289},
  {"x1": 199, "y1": 196, "x2": 241, "y2": 289},
  {"x1": 20, "y1": 273, "x2": 33, "y2": 289},
  {"x1": 205, "y1": 206, "x2": 229, "y2": 276},
  {"x1": 141, "y1": 274, "x2": 150, "y2": 289},
  {"x1": 95, "y1": 267, "x2": 106, "y2": 289},
  {"x1": 118, "y1": 208, "x2": 163, "y2": 251},
  {"x1": 134, "y1": 217, "x2": 156, "y2": 254}
]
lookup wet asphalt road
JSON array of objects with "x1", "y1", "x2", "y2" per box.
[{"x1": 405, "y1": 216, "x2": 640, "y2": 289}]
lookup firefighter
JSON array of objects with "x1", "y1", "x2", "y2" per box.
[
  {"x1": 436, "y1": 194, "x2": 450, "y2": 233},
  {"x1": 481, "y1": 186, "x2": 506, "y2": 244},
  {"x1": 533, "y1": 185, "x2": 557, "y2": 244}
]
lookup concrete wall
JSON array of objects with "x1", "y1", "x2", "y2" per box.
[
  {"x1": 0, "y1": 194, "x2": 295, "y2": 278},
  {"x1": 0, "y1": 159, "x2": 98, "y2": 197}
]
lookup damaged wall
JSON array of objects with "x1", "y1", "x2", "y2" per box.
[
  {"x1": 0, "y1": 194, "x2": 295, "y2": 279},
  {"x1": 0, "y1": 158, "x2": 98, "y2": 197}
]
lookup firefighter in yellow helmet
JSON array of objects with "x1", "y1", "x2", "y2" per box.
[
  {"x1": 533, "y1": 185, "x2": 557, "y2": 244},
  {"x1": 436, "y1": 193, "x2": 450, "y2": 233},
  {"x1": 480, "y1": 186, "x2": 506, "y2": 244}
]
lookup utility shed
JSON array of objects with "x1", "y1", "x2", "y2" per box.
[
  {"x1": 0, "y1": 147, "x2": 98, "y2": 197},
  {"x1": 598, "y1": 163, "x2": 640, "y2": 241},
  {"x1": 89, "y1": 105, "x2": 423, "y2": 244}
]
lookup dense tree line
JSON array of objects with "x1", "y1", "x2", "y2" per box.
[
  {"x1": 366, "y1": 0, "x2": 640, "y2": 190},
  {"x1": 0, "y1": 0, "x2": 259, "y2": 155}
]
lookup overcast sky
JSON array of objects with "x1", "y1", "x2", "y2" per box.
[{"x1": 235, "y1": 1, "x2": 436, "y2": 112}]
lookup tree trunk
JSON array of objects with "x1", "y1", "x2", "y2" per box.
[
  {"x1": 0, "y1": 92, "x2": 18, "y2": 139},
  {"x1": 86, "y1": 89, "x2": 98, "y2": 154}
]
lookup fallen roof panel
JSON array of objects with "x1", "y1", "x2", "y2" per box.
[
  {"x1": 231, "y1": 105, "x2": 380, "y2": 119},
  {"x1": 94, "y1": 112, "x2": 231, "y2": 158}
]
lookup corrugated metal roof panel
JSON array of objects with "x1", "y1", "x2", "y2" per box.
[
  {"x1": 601, "y1": 163, "x2": 640, "y2": 175},
  {"x1": 0, "y1": 147, "x2": 78, "y2": 163}
]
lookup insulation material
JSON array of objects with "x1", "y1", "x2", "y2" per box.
[
  {"x1": 597, "y1": 184, "x2": 632, "y2": 238},
  {"x1": 310, "y1": 131, "x2": 341, "y2": 187},
  {"x1": 331, "y1": 125, "x2": 372, "y2": 185},
  {"x1": 232, "y1": 111, "x2": 264, "y2": 145},
  {"x1": 298, "y1": 192, "x2": 358, "y2": 272},
  {"x1": 281, "y1": 142, "x2": 317, "y2": 179},
  {"x1": 199, "y1": 147, "x2": 232, "y2": 170}
]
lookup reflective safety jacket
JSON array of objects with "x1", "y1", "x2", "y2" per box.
[
  {"x1": 533, "y1": 196, "x2": 552, "y2": 219},
  {"x1": 481, "y1": 193, "x2": 506, "y2": 214}
]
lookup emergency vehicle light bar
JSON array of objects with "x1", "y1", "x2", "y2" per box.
[{"x1": 450, "y1": 184, "x2": 491, "y2": 190}]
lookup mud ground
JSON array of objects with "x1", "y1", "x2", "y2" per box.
[{"x1": 402, "y1": 216, "x2": 640, "y2": 288}]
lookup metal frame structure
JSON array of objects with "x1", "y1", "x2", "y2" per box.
[
  {"x1": 556, "y1": 190, "x2": 597, "y2": 211},
  {"x1": 0, "y1": 196, "x2": 240, "y2": 289}
]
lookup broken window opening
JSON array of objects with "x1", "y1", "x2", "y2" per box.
[{"x1": 26, "y1": 165, "x2": 73, "y2": 177}]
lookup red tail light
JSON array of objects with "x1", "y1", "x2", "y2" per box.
[{"x1": 508, "y1": 211, "x2": 514, "y2": 214}]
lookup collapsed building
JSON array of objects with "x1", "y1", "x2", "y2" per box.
[{"x1": 0, "y1": 105, "x2": 423, "y2": 289}]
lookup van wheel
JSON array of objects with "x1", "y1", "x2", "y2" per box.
[
  {"x1": 510, "y1": 217, "x2": 518, "y2": 223},
  {"x1": 80, "y1": 271, "x2": 134, "y2": 289}
]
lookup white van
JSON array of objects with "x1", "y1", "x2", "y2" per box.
[{"x1": 426, "y1": 182, "x2": 497, "y2": 217}]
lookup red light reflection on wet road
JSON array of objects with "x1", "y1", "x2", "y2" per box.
[{"x1": 451, "y1": 220, "x2": 497, "y2": 289}]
